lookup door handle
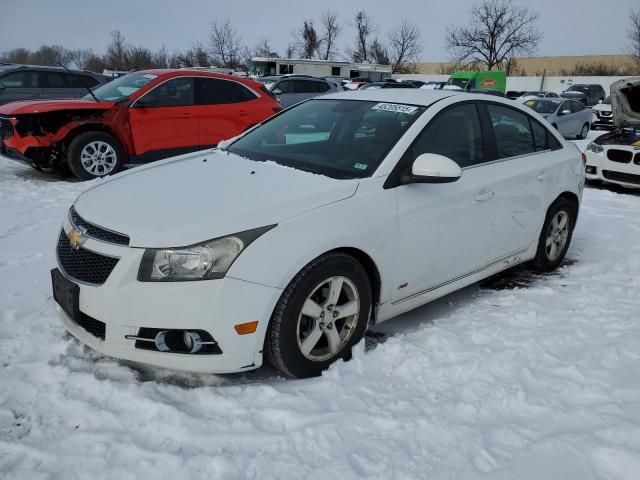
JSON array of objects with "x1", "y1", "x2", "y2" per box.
[
  {"x1": 474, "y1": 190, "x2": 494, "y2": 202},
  {"x1": 537, "y1": 172, "x2": 548, "y2": 181}
]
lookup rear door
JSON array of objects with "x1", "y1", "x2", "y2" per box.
[
  {"x1": 483, "y1": 103, "x2": 560, "y2": 261},
  {"x1": 41, "y1": 71, "x2": 80, "y2": 99},
  {"x1": 0, "y1": 70, "x2": 40, "y2": 104},
  {"x1": 273, "y1": 79, "x2": 297, "y2": 108},
  {"x1": 129, "y1": 77, "x2": 199, "y2": 160},
  {"x1": 195, "y1": 77, "x2": 260, "y2": 147}
]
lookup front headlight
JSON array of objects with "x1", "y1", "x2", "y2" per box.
[
  {"x1": 138, "y1": 225, "x2": 275, "y2": 282},
  {"x1": 587, "y1": 142, "x2": 604, "y2": 154}
]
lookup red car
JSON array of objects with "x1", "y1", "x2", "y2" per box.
[{"x1": 0, "y1": 70, "x2": 281, "y2": 179}]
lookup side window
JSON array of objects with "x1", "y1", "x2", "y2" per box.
[
  {"x1": 530, "y1": 119, "x2": 553, "y2": 152},
  {"x1": 70, "y1": 74, "x2": 98, "y2": 88},
  {"x1": 293, "y1": 80, "x2": 316, "y2": 94},
  {"x1": 313, "y1": 81, "x2": 331, "y2": 93},
  {"x1": 43, "y1": 72, "x2": 71, "y2": 88},
  {"x1": 0, "y1": 71, "x2": 37, "y2": 88},
  {"x1": 571, "y1": 101, "x2": 584, "y2": 113},
  {"x1": 409, "y1": 103, "x2": 484, "y2": 168},
  {"x1": 140, "y1": 78, "x2": 193, "y2": 107},
  {"x1": 487, "y1": 104, "x2": 535, "y2": 159},
  {"x1": 195, "y1": 78, "x2": 256, "y2": 105},
  {"x1": 276, "y1": 80, "x2": 293, "y2": 94}
]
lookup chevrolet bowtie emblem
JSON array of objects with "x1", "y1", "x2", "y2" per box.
[{"x1": 67, "y1": 229, "x2": 86, "y2": 250}]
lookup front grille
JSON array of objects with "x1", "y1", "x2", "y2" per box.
[
  {"x1": 57, "y1": 230, "x2": 119, "y2": 284},
  {"x1": 600, "y1": 111, "x2": 612, "y2": 117},
  {"x1": 603, "y1": 170, "x2": 640, "y2": 186},
  {"x1": 607, "y1": 149, "x2": 632, "y2": 163},
  {"x1": 0, "y1": 118, "x2": 14, "y2": 138},
  {"x1": 635, "y1": 153, "x2": 640, "y2": 166},
  {"x1": 70, "y1": 207, "x2": 130, "y2": 246},
  {"x1": 75, "y1": 312, "x2": 106, "y2": 340}
]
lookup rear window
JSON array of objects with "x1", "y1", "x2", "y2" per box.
[{"x1": 488, "y1": 105, "x2": 535, "y2": 159}]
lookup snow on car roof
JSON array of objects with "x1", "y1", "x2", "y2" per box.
[{"x1": 322, "y1": 88, "x2": 461, "y2": 106}]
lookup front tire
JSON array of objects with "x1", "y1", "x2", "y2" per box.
[
  {"x1": 67, "y1": 132, "x2": 123, "y2": 180},
  {"x1": 265, "y1": 252, "x2": 372, "y2": 378},
  {"x1": 530, "y1": 198, "x2": 576, "y2": 272},
  {"x1": 578, "y1": 123, "x2": 589, "y2": 139}
]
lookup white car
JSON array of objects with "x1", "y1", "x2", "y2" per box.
[
  {"x1": 591, "y1": 96, "x2": 613, "y2": 130},
  {"x1": 585, "y1": 78, "x2": 640, "y2": 189},
  {"x1": 52, "y1": 90, "x2": 585, "y2": 378}
]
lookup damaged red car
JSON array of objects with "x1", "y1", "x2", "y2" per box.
[{"x1": 0, "y1": 70, "x2": 280, "y2": 179}]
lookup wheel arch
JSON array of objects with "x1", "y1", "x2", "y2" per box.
[
  {"x1": 62, "y1": 124, "x2": 127, "y2": 160},
  {"x1": 332, "y1": 247, "x2": 382, "y2": 313}
]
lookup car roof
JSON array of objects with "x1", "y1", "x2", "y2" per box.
[
  {"x1": 322, "y1": 89, "x2": 459, "y2": 106},
  {"x1": 0, "y1": 64, "x2": 99, "y2": 75},
  {"x1": 527, "y1": 98, "x2": 563, "y2": 103}
]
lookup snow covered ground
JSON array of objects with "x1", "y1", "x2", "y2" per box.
[{"x1": 2, "y1": 134, "x2": 640, "y2": 479}]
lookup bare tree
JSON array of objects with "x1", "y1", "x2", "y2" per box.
[
  {"x1": 630, "y1": 8, "x2": 640, "y2": 66},
  {"x1": 105, "y1": 30, "x2": 129, "y2": 69},
  {"x1": 352, "y1": 11, "x2": 375, "y2": 62},
  {"x1": 285, "y1": 43, "x2": 295, "y2": 58},
  {"x1": 294, "y1": 20, "x2": 321, "y2": 59},
  {"x1": 320, "y1": 11, "x2": 341, "y2": 60},
  {"x1": 208, "y1": 19, "x2": 245, "y2": 69},
  {"x1": 446, "y1": 0, "x2": 541, "y2": 70},
  {"x1": 253, "y1": 39, "x2": 278, "y2": 58},
  {"x1": 5, "y1": 48, "x2": 32, "y2": 64},
  {"x1": 387, "y1": 21, "x2": 422, "y2": 73},
  {"x1": 68, "y1": 49, "x2": 93, "y2": 69},
  {"x1": 30, "y1": 45, "x2": 72, "y2": 66},
  {"x1": 152, "y1": 45, "x2": 170, "y2": 69},
  {"x1": 369, "y1": 38, "x2": 389, "y2": 65}
]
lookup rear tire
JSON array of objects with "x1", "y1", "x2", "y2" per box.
[
  {"x1": 529, "y1": 198, "x2": 576, "y2": 272},
  {"x1": 265, "y1": 252, "x2": 372, "y2": 378},
  {"x1": 67, "y1": 132, "x2": 123, "y2": 180}
]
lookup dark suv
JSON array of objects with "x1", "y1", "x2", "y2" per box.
[
  {"x1": 560, "y1": 84, "x2": 606, "y2": 106},
  {"x1": 0, "y1": 64, "x2": 109, "y2": 105}
]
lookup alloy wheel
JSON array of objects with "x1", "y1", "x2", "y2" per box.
[
  {"x1": 296, "y1": 276, "x2": 360, "y2": 362},
  {"x1": 545, "y1": 210, "x2": 569, "y2": 261},
  {"x1": 80, "y1": 141, "x2": 118, "y2": 176}
]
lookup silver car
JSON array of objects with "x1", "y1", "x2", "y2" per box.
[
  {"x1": 258, "y1": 75, "x2": 337, "y2": 108},
  {"x1": 523, "y1": 98, "x2": 592, "y2": 139}
]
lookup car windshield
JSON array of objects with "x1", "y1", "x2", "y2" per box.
[
  {"x1": 523, "y1": 99, "x2": 561, "y2": 114},
  {"x1": 567, "y1": 85, "x2": 589, "y2": 93},
  {"x1": 227, "y1": 99, "x2": 425, "y2": 179},
  {"x1": 84, "y1": 73, "x2": 157, "y2": 101}
]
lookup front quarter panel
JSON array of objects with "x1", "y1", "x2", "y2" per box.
[{"x1": 228, "y1": 176, "x2": 396, "y2": 302}]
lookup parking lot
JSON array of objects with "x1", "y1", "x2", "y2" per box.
[{"x1": 2, "y1": 130, "x2": 640, "y2": 478}]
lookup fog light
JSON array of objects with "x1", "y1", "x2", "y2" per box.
[
  {"x1": 127, "y1": 328, "x2": 222, "y2": 355},
  {"x1": 586, "y1": 165, "x2": 596, "y2": 174}
]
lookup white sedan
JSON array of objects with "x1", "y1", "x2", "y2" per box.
[{"x1": 52, "y1": 90, "x2": 585, "y2": 378}]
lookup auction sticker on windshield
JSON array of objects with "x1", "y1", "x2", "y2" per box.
[{"x1": 371, "y1": 103, "x2": 419, "y2": 114}]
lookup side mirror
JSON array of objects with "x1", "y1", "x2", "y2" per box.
[
  {"x1": 561, "y1": 109, "x2": 571, "y2": 116},
  {"x1": 272, "y1": 88, "x2": 283, "y2": 96},
  {"x1": 404, "y1": 153, "x2": 462, "y2": 184}
]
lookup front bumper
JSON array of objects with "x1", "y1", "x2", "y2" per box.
[
  {"x1": 585, "y1": 150, "x2": 640, "y2": 189},
  {"x1": 55, "y1": 221, "x2": 283, "y2": 373}
]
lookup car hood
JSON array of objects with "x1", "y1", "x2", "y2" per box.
[
  {"x1": 74, "y1": 150, "x2": 359, "y2": 248},
  {"x1": 0, "y1": 99, "x2": 115, "y2": 115},
  {"x1": 610, "y1": 77, "x2": 640, "y2": 128},
  {"x1": 560, "y1": 91, "x2": 586, "y2": 99}
]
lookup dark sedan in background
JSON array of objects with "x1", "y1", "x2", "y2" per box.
[{"x1": 0, "y1": 64, "x2": 109, "y2": 105}]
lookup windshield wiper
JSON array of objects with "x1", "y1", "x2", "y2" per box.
[{"x1": 58, "y1": 62, "x2": 100, "y2": 102}]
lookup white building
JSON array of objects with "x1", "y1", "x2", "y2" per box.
[{"x1": 250, "y1": 57, "x2": 392, "y2": 80}]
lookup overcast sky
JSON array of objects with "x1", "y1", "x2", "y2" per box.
[{"x1": 1, "y1": 0, "x2": 637, "y2": 62}]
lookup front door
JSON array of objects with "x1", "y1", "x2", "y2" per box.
[
  {"x1": 129, "y1": 77, "x2": 199, "y2": 160},
  {"x1": 0, "y1": 71, "x2": 40, "y2": 104},
  {"x1": 392, "y1": 103, "x2": 493, "y2": 302}
]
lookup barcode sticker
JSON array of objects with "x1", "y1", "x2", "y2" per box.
[{"x1": 371, "y1": 103, "x2": 418, "y2": 114}]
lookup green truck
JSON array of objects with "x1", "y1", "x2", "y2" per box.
[{"x1": 445, "y1": 70, "x2": 507, "y2": 94}]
